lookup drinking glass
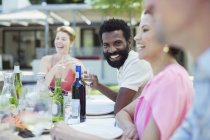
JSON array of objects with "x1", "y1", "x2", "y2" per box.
[
  {"x1": 82, "y1": 67, "x2": 93, "y2": 100},
  {"x1": 21, "y1": 91, "x2": 52, "y2": 138},
  {"x1": 83, "y1": 68, "x2": 93, "y2": 86},
  {"x1": 0, "y1": 95, "x2": 15, "y2": 134}
]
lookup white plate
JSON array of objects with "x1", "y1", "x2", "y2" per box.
[
  {"x1": 86, "y1": 101, "x2": 114, "y2": 116},
  {"x1": 71, "y1": 122, "x2": 123, "y2": 139},
  {"x1": 24, "y1": 135, "x2": 51, "y2": 140}
]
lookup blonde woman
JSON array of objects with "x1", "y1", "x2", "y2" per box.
[{"x1": 40, "y1": 26, "x2": 85, "y2": 92}]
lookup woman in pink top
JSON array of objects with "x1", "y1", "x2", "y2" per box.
[
  {"x1": 40, "y1": 26, "x2": 85, "y2": 92},
  {"x1": 115, "y1": 12, "x2": 194, "y2": 140}
]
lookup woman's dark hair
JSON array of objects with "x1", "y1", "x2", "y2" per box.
[
  {"x1": 168, "y1": 46, "x2": 186, "y2": 67},
  {"x1": 99, "y1": 18, "x2": 131, "y2": 43},
  {"x1": 168, "y1": 46, "x2": 180, "y2": 57}
]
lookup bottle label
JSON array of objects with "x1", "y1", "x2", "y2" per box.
[
  {"x1": 52, "y1": 103, "x2": 58, "y2": 115},
  {"x1": 71, "y1": 99, "x2": 80, "y2": 117},
  {"x1": 52, "y1": 101, "x2": 61, "y2": 116},
  {"x1": 76, "y1": 72, "x2": 79, "y2": 79},
  {"x1": 64, "y1": 93, "x2": 72, "y2": 123}
]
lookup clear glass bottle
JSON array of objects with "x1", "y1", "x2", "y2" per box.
[
  {"x1": 35, "y1": 73, "x2": 49, "y2": 97},
  {"x1": 34, "y1": 73, "x2": 52, "y2": 122},
  {"x1": 1, "y1": 71, "x2": 18, "y2": 114}
]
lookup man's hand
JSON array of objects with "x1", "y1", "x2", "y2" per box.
[{"x1": 89, "y1": 75, "x2": 100, "y2": 89}]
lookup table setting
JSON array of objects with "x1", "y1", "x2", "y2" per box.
[
  {"x1": 0, "y1": 67, "x2": 123, "y2": 140},
  {"x1": 1, "y1": 84, "x2": 122, "y2": 140}
]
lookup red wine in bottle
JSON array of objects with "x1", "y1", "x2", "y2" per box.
[{"x1": 72, "y1": 65, "x2": 86, "y2": 122}]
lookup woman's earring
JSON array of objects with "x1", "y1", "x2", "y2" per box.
[{"x1": 163, "y1": 45, "x2": 169, "y2": 53}]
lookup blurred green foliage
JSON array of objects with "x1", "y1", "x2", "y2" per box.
[{"x1": 91, "y1": 0, "x2": 143, "y2": 17}]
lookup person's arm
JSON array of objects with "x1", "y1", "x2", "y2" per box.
[
  {"x1": 90, "y1": 75, "x2": 137, "y2": 113},
  {"x1": 141, "y1": 115, "x2": 160, "y2": 140},
  {"x1": 116, "y1": 99, "x2": 139, "y2": 140},
  {"x1": 39, "y1": 55, "x2": 50, "y2": 74},
  {"x1": 50, "y1": 122, "x2": 105, "y2": 140},
  {"x1": 115, "y1": 87, "x2": 137, "y2": 114},
  {"x1": 40, "y1": 56, "x2": 56, "y2": 85}
]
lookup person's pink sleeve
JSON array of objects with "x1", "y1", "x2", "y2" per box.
[{"x1": 147, "y1": 72, "x2": 191, "y2": 140}]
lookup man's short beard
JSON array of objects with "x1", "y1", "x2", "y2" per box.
[{"x1": 103, "y1": 46, "x2": 130, "y2": 68}]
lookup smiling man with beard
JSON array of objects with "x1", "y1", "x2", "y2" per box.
[{"x1": 90, "y1": 19, "x2": 153, "y2": 114}]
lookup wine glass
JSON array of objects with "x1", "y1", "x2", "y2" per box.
[
  {"x1": 83, "y1": 67, "x2": 93, "y2": 86},
  {"x1": 21, "y1": 91, "x2": 52, "y2": 138},
  {"x1": 83, "y1": 67, "x2": 93, "y2": 100}
]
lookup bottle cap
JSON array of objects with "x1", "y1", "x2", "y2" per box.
[
  {"x1": 14, "y1": 65, "x2": 20, "y2": 73},
  {"x1": 76, "y1": 65, "x2": 81, "y2": 72},
  {"x1": 76, "y1": 65, "x2": 81, "y2": 77}
]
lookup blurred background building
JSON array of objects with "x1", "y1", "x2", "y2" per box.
[{"x1": 0, "y1": 0, "x2": 193, "y2": 84}]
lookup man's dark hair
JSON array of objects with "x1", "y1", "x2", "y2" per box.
[{"x1": 99, "y1": 18, "x2": 131, "y2": 43}]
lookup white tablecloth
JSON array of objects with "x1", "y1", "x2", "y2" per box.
[{"x1": 24, "y1": 95, "x2": 122, "y2": 139}]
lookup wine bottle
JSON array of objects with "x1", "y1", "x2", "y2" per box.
[
  {"x1": 72, "y1": 65, "x2": 86, "y2": 122},
  {"x1": 14, "y1": 65, "x2": 22, "y2": 99},
  {"x1": 52, "y1": 78, "x2": 64, "y2": 122}
]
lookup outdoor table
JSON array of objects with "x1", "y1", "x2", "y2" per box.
[{"x1": 22, "y1": 95, "x2": 122, "y2": 140}]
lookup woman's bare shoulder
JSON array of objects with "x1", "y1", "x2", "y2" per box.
[{"x1": 40, "y1": 55, "x2": 54, "y2": 72}]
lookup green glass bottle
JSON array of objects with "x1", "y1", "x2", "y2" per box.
[
  {"x1": 52, "y1": 78, "x2": 64, "y2": 122},
  {"x1": 14, "y1": 65, "x2": 22, "y2": 99}
]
